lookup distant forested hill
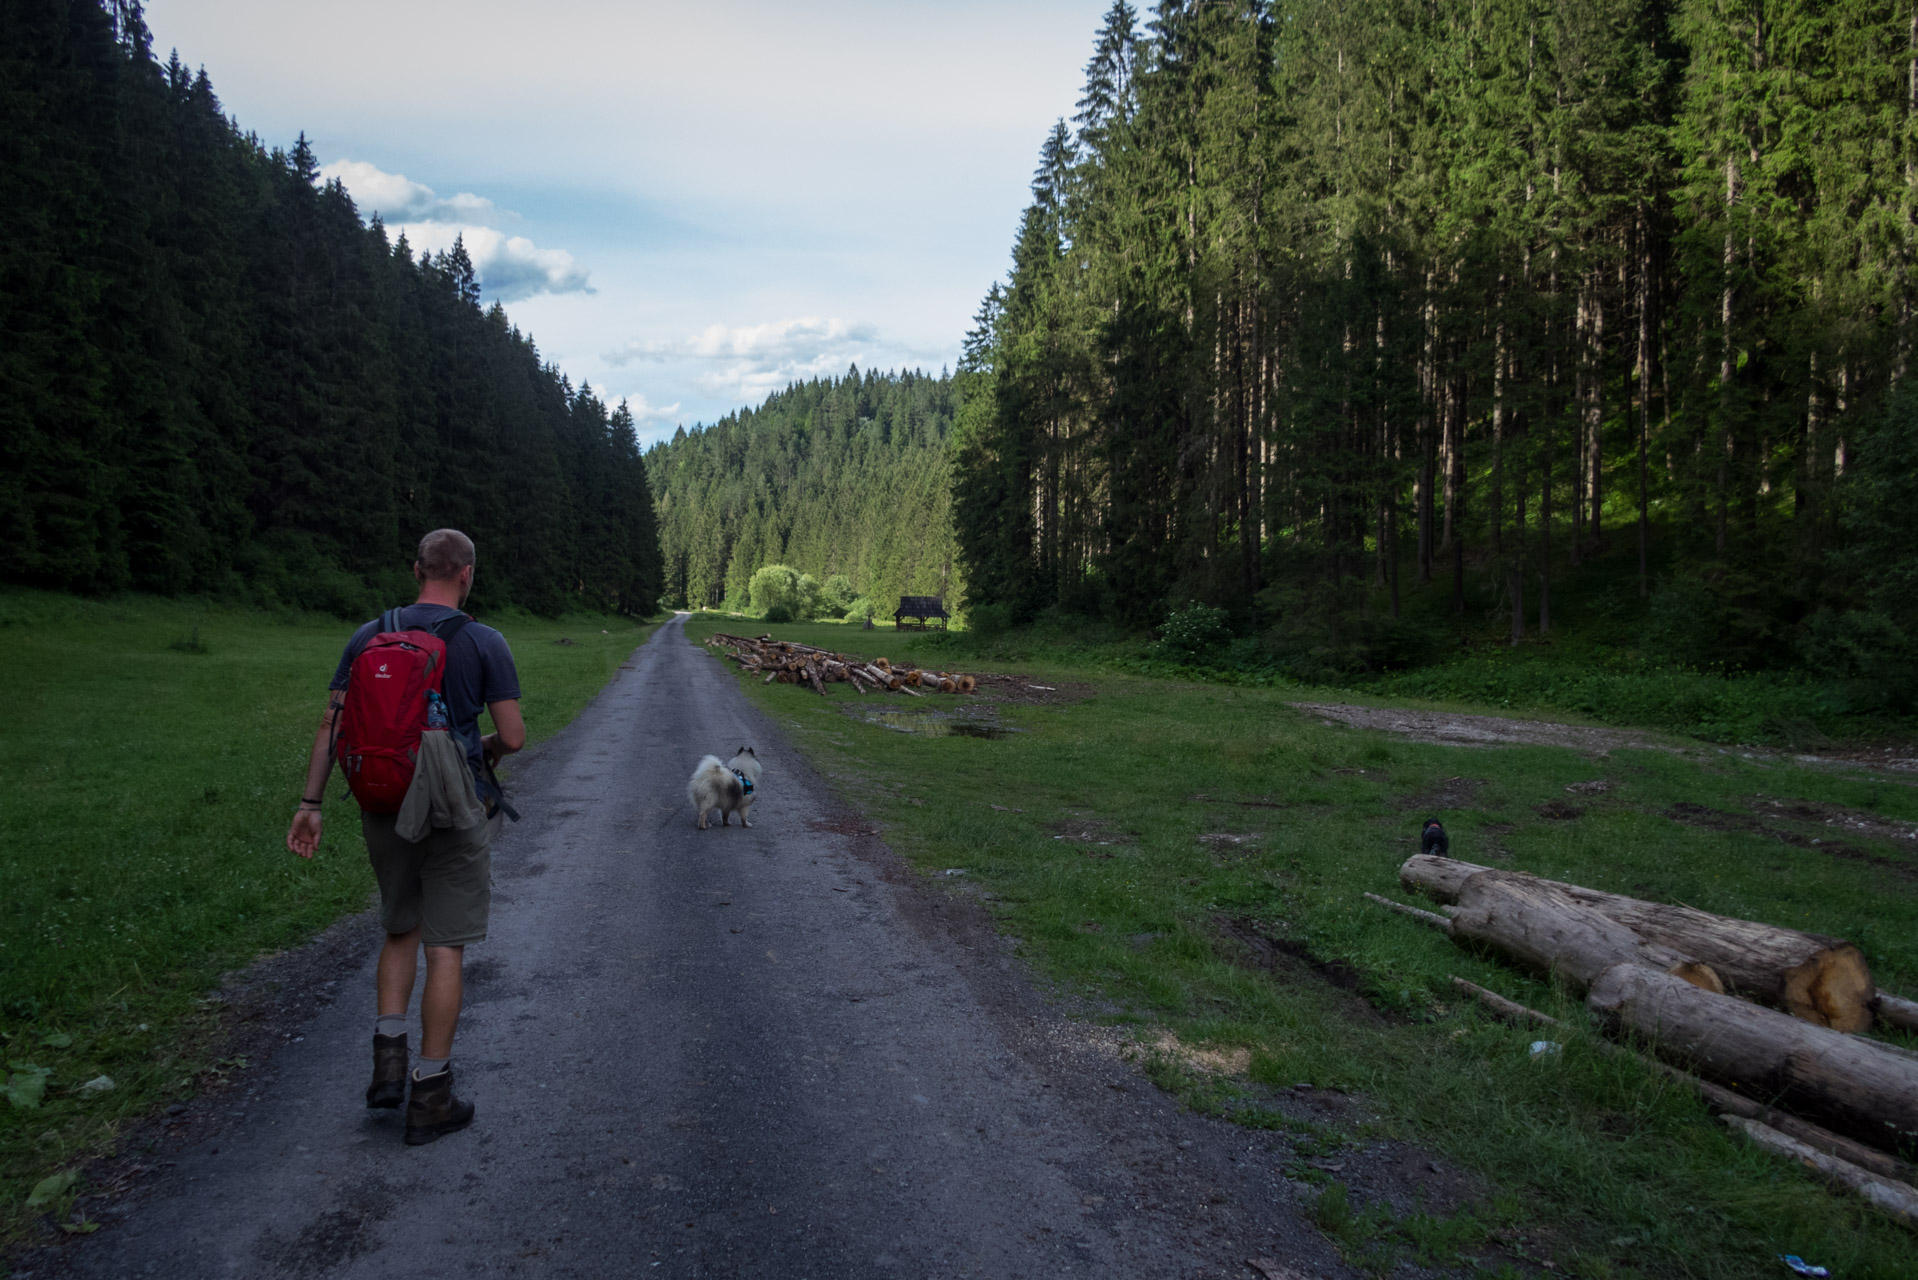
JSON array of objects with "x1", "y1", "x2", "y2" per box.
[
  {"x1": 0, "y1": 0, "x2": 661, "y2": 617},
  {"x1": 954, "y1": 0, "x2": 1918, "y2": 691},
  {"x1": 646, "y1": 369, "x2": 963, "y2": 613}
]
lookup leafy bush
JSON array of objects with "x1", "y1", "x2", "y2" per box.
[
  {"x1": 843, "y1": 596, "x2": 876, "y2": 624},
  {"x1": 748, "y1": 565, "x2": 807, "y2": 622},
  {"x1": 820, "y1": 575, "x2": 857, "y2": 618},
  {"x1": 1156, "y1": 602, "x2": 1231, "y2": 657},
  {"x1": 797, "y1": 573, "x2": 827, "y2": 620}
]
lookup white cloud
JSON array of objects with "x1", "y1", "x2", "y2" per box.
[
  {"x1": 605, "y1": 316, "x2": 878, "y2": 401},
  {"x1": 620, "y1": 393, "x2": 682, "y2": 426},
  {"x1": 616, "y1": 316, "x2": 878, "y2": 364},
  {"x1": 319, "y1": 158, "x2": 499, "y2": 224},
  {"x1": 385, "y1": 220, "x2": 591, "y2": 303},
  {"x1": 319, "y1": 159, "x2": 589, "y2": 301}
]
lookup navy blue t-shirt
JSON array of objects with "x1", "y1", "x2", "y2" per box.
[{"x1": 330, "y1": 604, "x2": 521, "y2": 794}]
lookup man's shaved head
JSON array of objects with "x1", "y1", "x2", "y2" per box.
[{"x1": 416, "y1": 529, "x2": 476, "y2": 583}]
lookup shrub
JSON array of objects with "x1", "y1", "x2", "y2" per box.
[
  {"x1": 1156, "y1": 602, "x2": 1231, "y2": 657},
  {"x1": 748, "y1": 565, "x2": 807, "y2": 622},
  {"x1": 820, "y1": 574, "x2": 857, "y2": 618}
]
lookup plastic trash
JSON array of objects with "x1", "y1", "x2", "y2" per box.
[
  {"x1": 76, "y1": 1075, "x2": 115, "y2": 1095},
  {"x1": 1778, "y1": 1258, "x2": 1828, "y2": 1278},
  {"x1": 1528, "y1": 1040, "x2": 1563, "y2": 1058}
]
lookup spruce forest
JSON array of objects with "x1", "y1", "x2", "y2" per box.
[
  {"x1": 0, "y1": 0, "x2": 664, "y2": 617},
  {"x1": 646, "y1": 369, "x2": 964, "y2": 615},
  {"x1": 951, "y1": 0, "x2": 1918, "y2": 706}
]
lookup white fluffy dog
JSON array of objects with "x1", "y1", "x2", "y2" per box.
[{"x1": 688, "y1": 747, "x2": 760, "y2": 829}]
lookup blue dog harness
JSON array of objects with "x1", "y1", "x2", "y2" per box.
[{"x1": 732, "y1": 769, "x2": 754, "y2": 795}]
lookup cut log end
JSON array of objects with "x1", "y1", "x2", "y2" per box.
[
  {"x1": 1670, "y1": 961, "x2": 1726, "y2": 995},
  {"x1": 1779, "y1": 945, "x2": 1874, "y2": 1033}
]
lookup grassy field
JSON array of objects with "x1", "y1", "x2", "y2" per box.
[
  {"x1": 688, "y1": 613, "x2": 1918, "y2": 1279},
  {"x1": 0, "y1": 589, "x2": 656, "y2": 1240}
]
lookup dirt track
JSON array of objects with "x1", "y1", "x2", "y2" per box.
[{"x1": 29, "y1": 616, "x2": 1352, "y2": 1280}]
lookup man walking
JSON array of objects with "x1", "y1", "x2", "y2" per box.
[{"x1": 286, "y1": 529, "x2": 524, "y2": 1145}]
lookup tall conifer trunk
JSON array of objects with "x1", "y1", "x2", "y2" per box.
[{"x1": 1637, "y1": 206, "x2": 1653, "y2": 597}]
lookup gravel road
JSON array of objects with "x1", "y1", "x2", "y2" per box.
[{"x1": 36, "y1": 615, "x2": 1348, "y2": 1280}]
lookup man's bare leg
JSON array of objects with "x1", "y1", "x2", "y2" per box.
[
  {"x1": 406, "y1": 943, "x2": 474, "y2": 1144},
  {"x1": 377, "y1": 927, "x2": 423, "y2": 1018},
  {"x1": 367, "y1": 928, "x2": 423, "y2": 1109},
  {"x1": 419, "y1": 945, "x2": 464, "y2": 1061},
  {"x1": 376, "y1": 932, "x2": 463, "y2": 1061}
]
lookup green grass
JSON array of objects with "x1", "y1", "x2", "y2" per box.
[
  {"x1": 0, "y1": 589, "x2": 656, "y2": 1239},
  {"x1": 688, "y1": 613, "x2": 1918, "y2": 1279}
]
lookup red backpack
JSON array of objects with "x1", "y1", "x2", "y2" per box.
[{"x1": 334, "y1": 609, "x2": 471, "y2": 813}]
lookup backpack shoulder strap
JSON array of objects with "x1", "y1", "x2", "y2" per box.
[
  {"x1": 379, "y1": 607, "x2": 402, "y2": 635},
  {"x1": 430, "y1": 612, "x2": 473, "y2": 644}
]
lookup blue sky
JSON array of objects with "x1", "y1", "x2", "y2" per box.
[{"x1": 142, "y1": 0, "x2": 1110, "y2": 443}]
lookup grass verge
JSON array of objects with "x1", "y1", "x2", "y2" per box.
[
  {"x1": 688, "y1": 613, "x2": 1918, "y2": 1279},
  {"x1": 0, "y1": 589, "x2": 655, "y2": 1242}
]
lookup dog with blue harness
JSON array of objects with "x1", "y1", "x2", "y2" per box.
[{"x1": 688, "y1": 746, "x2": 760, "y2": 830}]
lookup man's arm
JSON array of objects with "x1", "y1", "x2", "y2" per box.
[
  {"x1": 286, "y1": 693, "x2": 343, "y2": 858},
  {"x1": 483, "y1": 699, "x2": 525, "y2": 767}
]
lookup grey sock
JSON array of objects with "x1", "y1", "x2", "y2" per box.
[
  {"x1": 414, "y1": 1057, "x2": 449, "y2": 1079},
  {"x1": 375, "y1": 1015, "x2": 406, "y2": 1039}
]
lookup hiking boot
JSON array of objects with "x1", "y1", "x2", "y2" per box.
[
  {"x1": 404, "y1": 1064, "x2": 475, "y2": 1146},
  {"x1": 365, "y1": 1033, "x2": 408, "y2": 1109}
]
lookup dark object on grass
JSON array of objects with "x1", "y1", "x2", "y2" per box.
[
  {"x1": 893, "y1": 596, "x2": 950, "y2": 629},
  {"x1": 1420, "y1": 819, "x2": 1449, "y2": 857}
]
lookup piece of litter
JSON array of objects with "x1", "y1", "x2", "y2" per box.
[
  {"x1": 77, "y1": 1075, "x2": 116, "y2": 1095},
  {"x1": 1779, "y1": 1258, "x2": 1828, "y2": 1278},
  {"x1": 1528, "y1": 1041, "x2": 1562, "y2": 1058},
  {"x1": 1027, "y1": 684, "x2": 1056, "y2": 691},
  {"x1": 942, "y1": 868, "x2": 967, "y2": 876}
]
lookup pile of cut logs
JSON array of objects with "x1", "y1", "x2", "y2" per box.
[
  {"x1": 705, "y1": 634, "x2": 977, "y2": 698},
  {"x1": 1370, "y1": 856, "x2": 1918, "y2": 1228}
]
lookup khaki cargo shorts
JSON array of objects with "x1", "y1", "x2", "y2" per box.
[{"x1": 360, "y1": 810, "x2": 498, "y2": 946}]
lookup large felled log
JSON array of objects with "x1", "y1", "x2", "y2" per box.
[
  {"x1": 1403, "y1": 856, "x2": 1875, "y2": 1031},
  {"x1": 1449, "y1": 976, "x2": 1918, "y2": 1181},
  {"x1": 1400, "y1": 855, "x2": 1482, "y2": 902},
  {"x1": 1447, "y1": 876, "x2": 1724, "y2": 993},
  {"x1": 1588, "y1": 964, "x2": 1918, "y2": 1153},
  {"x1": 1722, "y1": 1116, "x2": 1918, "y2": 1230}
]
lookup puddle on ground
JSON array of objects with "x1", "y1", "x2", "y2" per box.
[{"x1": 847, "y1": 708, "x2": 1025, "y2": 740}]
